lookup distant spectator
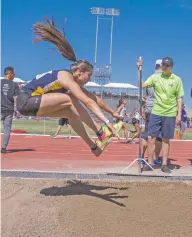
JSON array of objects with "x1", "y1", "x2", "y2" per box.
[
  {"x1": 1, "y1": 67, "x2": 20, "y2": 153},
  {"x1": 179, "y1": 104, "x2": 187, "y2": 139},
  {"x1": 127, "y1": 101, "x2": 146, "y2": 144},
  {"x1": 187, "y1": 117, "x2": 190, "y2": 128},
  {"x1": 114, "y1": 99, "x2": 129, "y2": 142},
  {"x1": 51, "y1": 118, "x2": 72, "y2": 139}
]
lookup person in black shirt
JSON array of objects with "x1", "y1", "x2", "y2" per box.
[{"x1": 1, "y1": 67, "x2": 20, "y2": 153}]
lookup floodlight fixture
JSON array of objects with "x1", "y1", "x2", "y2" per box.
[
  {"x1": 90, "y1": 7, "x2": 105, "y2": 15},
  {"x1": 105, "y1": 8, "x2": 120, "y2": 16}
]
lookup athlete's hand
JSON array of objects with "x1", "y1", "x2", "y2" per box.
[
  {"x1": 107, "y1": 123, "x2": 120, "y2": 139},
  {"x1": 176, "y1": 115, "x2": 181, "y2": 126},
  {"x1": 112, "y1": 112, "x2": 124, "y2": 120}
]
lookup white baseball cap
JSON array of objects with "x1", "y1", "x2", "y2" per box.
[{"x1": 155, "y1": 59, "x2": 162, "y2": 66}]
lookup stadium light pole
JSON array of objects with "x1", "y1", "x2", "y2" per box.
[
  {"x1": 90, "y1": 7, "x2": 105, "y2": 69},
  {"x1": 105, "y1": 8, "x2": 120, "y2": 68},
  {"x1": 90, "y1": 7, "x2": 120, "y2": 82}
]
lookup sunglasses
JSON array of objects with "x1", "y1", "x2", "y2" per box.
[{"x1": 162, "y1": 63, "x2": 171, "y2": 67}]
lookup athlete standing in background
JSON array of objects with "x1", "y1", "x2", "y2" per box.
[
  {"x1": 115, "y1": 99, "x2": 129, "y2": 141},
  {"x1": 52, "y1": 118, "x2": 72, "y2": 139}
]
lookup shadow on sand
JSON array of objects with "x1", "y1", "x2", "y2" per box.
[{"x1": 40, "y1": 180, "x2": 129, "y2": 207}]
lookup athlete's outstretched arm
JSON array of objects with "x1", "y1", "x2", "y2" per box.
[
  {"x1": 58, "y1": 71, "x2": 117, "y2": 135},
  {"x1": 81, "y1": 87, "x2": 123, "y2": 119}
]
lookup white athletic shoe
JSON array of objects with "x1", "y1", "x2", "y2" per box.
[
  {"x1": 51, "y1": 135, "x2": 57, "y2": 138},
  {"x1": 126, "y1": 140, "x2": 135, "y2": 144}
]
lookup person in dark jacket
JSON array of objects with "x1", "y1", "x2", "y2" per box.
[{"x1": 1, "y1": 67, "x2": 20, "y2": 153}]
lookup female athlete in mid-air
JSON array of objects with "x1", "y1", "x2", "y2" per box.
[{"x1": 16, "y1": 18, "x2": 123, "y2": 156}]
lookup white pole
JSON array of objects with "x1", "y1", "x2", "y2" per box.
[
  {"x1": 94, "y1": 15, "x2": 99, "y2": 68},
  {"x1": 138, "y1": 56, "x2": 143, "y2": 173},
  {"x1": 93, "y1": 15, "x2": 99, "y2": 83},
  {"x1": 121, "y1": 57, "x2": 159, "y2": 175},
  {"x1": 109, "y1": 16, "x2": 114, "y2": 82},
  {"x1": 109, "y1": 16, "x2": 114, "y2": 65}
]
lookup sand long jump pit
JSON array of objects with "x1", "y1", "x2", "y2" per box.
[{"x1": 1, "y1": 177, "x2": 192, "y2": 237}]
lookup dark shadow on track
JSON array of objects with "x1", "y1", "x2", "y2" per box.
[
  {"x1": 142, "y1": 157, "x2": 181, "y2": 170},
  {"x1": 167, "y1": 158, "x2": 181, "y2": 170},
  {"x1": 6, "y1": 149, "x2": 35, "y2": 153}
]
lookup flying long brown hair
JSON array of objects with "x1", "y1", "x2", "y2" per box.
[
  {"x1": 33, "y1": 17, "x2": 93, "y2": 72},
  {"x1": 33, "y1": 17, "x2": 76, "y2": 62}
]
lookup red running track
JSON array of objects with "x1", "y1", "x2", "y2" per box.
[{"x1": 1, "y1": 135, "x2": 192, "y2": 173}]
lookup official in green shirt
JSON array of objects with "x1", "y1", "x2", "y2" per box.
[{"x1": 141, "y1": 57, "x2": 184, "y2": 173}]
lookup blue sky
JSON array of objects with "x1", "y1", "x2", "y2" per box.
[{"x1": 1, "y1": 0, "x2": 192, "y2": 107}]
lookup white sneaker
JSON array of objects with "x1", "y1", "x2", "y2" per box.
[
  {"x1": 51, "y1": 135, "x2": 57, "y2": 138},
  {"x1": 126, "y1": 140, "x2": 135, "y2": 144}
]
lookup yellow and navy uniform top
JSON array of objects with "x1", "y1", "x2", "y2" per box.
[{"x1": 24, "y1": 70, "x2": 68, "y2": 96}]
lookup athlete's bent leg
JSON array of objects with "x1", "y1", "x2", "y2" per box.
[
  {"x1": 37, "y1": 93, "x2": 96, "y2": 152},
  {"x1": 69, "y1": 94, "x2": 101, "y2": 133}
]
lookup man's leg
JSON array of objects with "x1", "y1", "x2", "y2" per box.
[
  {"x1": 147, "y1": 136, "x2": 156, "y2": 165},
  {"x1": 144, "y1": 114, "x2": 161, "y2": 171},
  {"x1": 2, "y1": 114, "x2": 13, "y2": 153},
  {"x1": 161, "y1": 116, "x2": 176, "y2": 173},
  {"x1": 142, "y1": 138, "x2": 148, "y2": 158},
  {"x1": 153, "y1": 138, "x2": 162, "y2": 164},
  {"x1": 162, "y1": 138, "x2": 170, "y2": 166},
  {"x1": 161, "y1": 138, "x2": 171, "y2": 173}
]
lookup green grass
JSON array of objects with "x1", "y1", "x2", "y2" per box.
[
  {"x1": 1, "y1": 119, "x2": 130, "y2": 137},
  {"x1": 1, "y1": 119, "x2": 192, "y2": 140},
  {"x1": 178, "y1": 130, "x2": 192, "y2": 140}
]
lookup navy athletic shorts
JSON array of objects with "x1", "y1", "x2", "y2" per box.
[
  {"x1": 142, "y1": 111, "x2": 162, "y2": 142},
  {"x1": 148, "y1": 114, "x2": 176, "y2": 139},
  {"x1": 16, "y1": 92, "x2": 41, "y2": 116}
]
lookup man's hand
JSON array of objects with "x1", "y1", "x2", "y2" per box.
[{"x1": 176, "y1": 115, "x2": 181, "y2": 126}]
